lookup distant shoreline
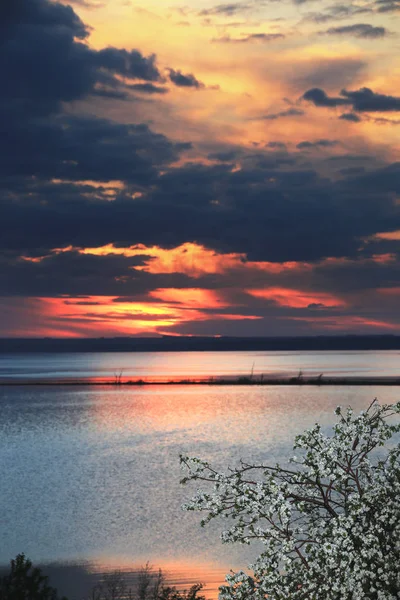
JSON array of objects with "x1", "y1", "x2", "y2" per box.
[
  {"x1": 1, "y1": 335, "x2": 400, "y2": 353},
  {"x1": 1, "y1": 376, "x2": 400, "y2": 387}
]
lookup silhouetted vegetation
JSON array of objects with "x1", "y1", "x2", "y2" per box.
[
  {"x1": 3, "y1": 371, "x2": 400, "y2": 387},
  {"x1": 114, "y1": 370, "x2": 124, "y2": 385},
  {"x1": 89, "y1": 564, "x2": 207, "y2": 600},
  {"x1": 0, "y1": 558, "x2": 207, "y2": 600},
  {"x1": 0, "y1": 555, "x2": 66, "y2": 600}
]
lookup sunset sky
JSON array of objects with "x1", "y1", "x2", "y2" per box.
[{"x1": 1, "y1": 0, "x2": 400, "y2": 337}]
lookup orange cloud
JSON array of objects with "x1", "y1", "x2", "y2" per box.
[
  {"x1": 20, "y1": 256, "x2": 45, "y2": 264},
  {"x1": 378, "y1": 287, "x2": 400, "y2": 295},
  {"x1": 287, "y1": 315, "x2": 400, "y2": 331},
  {"x1": 373, "y1": 230, "x2": 400, "y2": 241},
  {"x1": 2, "y1": 294, "x2": 259, "y2": 338},
  {"x1": 149, "y1": 287, "x2": 230, "y2": 308},
  {"x1": 79, "y1": 242, "x2": 310, "y2": 278},
  {"x1": 318, "y1": 254, "x2": 397, "y2": 268},
  {"x1": 247, "y1": 287, "x2": 345, "y2": 308},
  {"x1": 48, "y1": 296, "x2": 184, "y2": 335},
  {"x1": 371, "y1": 253, "x2": 397, "y2": 264},
  {"x1": 81, "y1": 242, "x2": 245, "y2": 276}
]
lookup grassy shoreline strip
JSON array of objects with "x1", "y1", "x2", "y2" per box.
[{"x1": 1, "y1": 377, "x2": 400, "y2": 387}]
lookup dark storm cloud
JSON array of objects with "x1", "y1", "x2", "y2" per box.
[
  {"x1": 208, "y1": 150, "x2": 243, "y2": 162},
  {"x1": 94, "y1": 48, "x2": 161, "y2": 81},
  {"x1": 241, "y1": 152, "x2": 297, "y2": 168},
  {"x1": 297, "y1": 139, "x2": 339, "y2": 149},
  {"x1": 321, "y1": 23, "x2": 388, "y2": 38},
  {"x1": 168, "y1": 69, "x2": 205, "y2": 88},
  {"x1": 313, "y1": 254, "x2": 400, "y2": 295},
  {"x1": 374, "y1": 0, "x2": 400, "y2": 12},
  {"x1": 127, "y1": 83, "x2": 169, "y2": 94},
  {"x1": 1, "y1": 0, "x2": 400, "y2": 304},
  {"x1": 348, "y1": 162, "x2": 400, "y2": 194},
  {"x1": 303, "y1": 1, "x2": 400, "y2": 23},
  {"x1": 199, "y1": 3, "x2": 257, "y2": 16},
  {"x1": 372, "y1": 116, "x2": 400, "y2": 125},
  {"x1": 1, "y1": 156, "x2": 399, "y2": 273},
  {"x1": 266, "y1": 142, "x2": 288, "y2": 150},
  {"x1": 261, "y1": 108, "x2": 305, "y2": 120},
  {"x1": 0, "y1": 0, "x2": 189, "y2": 188},
  {"x1": 324, "y1": 154, "x2": 378, "y2": 168},
  {"x1": 360, "y1": 235, "x2": 400, "y2": 256},
  {"x1": 343, "y1": 88, "x2": 400, "y2": 112},
  {"x1": 339, "y1": 113, "x2": 362, "y2": 122},
  {"x1": 92, "y1": 88, "x2": 129, "y2": 100},
  {"x1": 303, "y1": 87, "x2": 400, "y2": 112},
  {"x1": 198, "y1": 0, "x2": 310, "y2": 16},
  {"x1": 0, "y1": 115, "x2": 182, "y2": 184},
  {"x1": 0, "y1": 249, "x2": 194, "y2": 297},
  {"x1": 213, "y1": 33, "x2": 285, "y2": 43},
  {"x1": 338, "y1": 167, "x2": 366, "y2": 176},
  {"x1": 0, "y1": 0, "x2": 88, "y2": 37},
  {"x1": 0, "y1": 0, "x2": 167, "y2": 122},
  {"x1": 303, "y1": 5, "x2": 372, "y2": 23},
  {"x1": 302, "y1": 88, "x2": 349, "y2": 107},
  {"x1": 64, "y1": 0, "x2": 105, "y2": 8}
]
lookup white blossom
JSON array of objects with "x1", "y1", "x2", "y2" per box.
[{"x1": 180, "y1": 399, "x2": 400, "y2": 600}]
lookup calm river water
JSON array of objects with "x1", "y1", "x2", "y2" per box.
[
  {"x1": 1, "y1": 351, "x2": 399, "y2": 598},
  {"x1": 0, "y1": 350, "x2": 399, "y2": 381}
]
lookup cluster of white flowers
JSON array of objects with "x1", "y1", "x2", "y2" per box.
[{"x1": 180, "y1": 399, "x2": 400, "y2": 599}]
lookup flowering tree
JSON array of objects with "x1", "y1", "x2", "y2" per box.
[{"x1": 180, "y1": 400, "x2": 400, "y2": 600}]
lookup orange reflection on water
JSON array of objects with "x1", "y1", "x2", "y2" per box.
[
  {"x1": 84, "y1": 382, "x2": 307, "y2": 449},
  {"x1": 87, "y1": 386, "x2": 241, "y2": 433}
]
